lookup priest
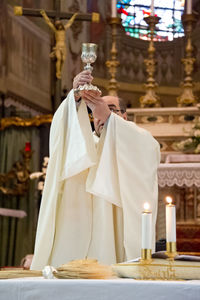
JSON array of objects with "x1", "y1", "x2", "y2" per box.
[{"x1": 31, "y1": 71, "x2": 160, "y2": 270}]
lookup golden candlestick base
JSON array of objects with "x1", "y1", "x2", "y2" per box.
[
  {"x1": 165, "y1": 242, "x2": 178, "y2": 260},
  {"x1": 140, "y1": 249, "x2": 152, "y2": 264},
  {"x1": 177, "y1": 13, "x2": 198, "y2": 107},
  {"x1": 139, "y1": 16, "x2": 160, "y2": 108},
  {"x1": 106, "y1": 17, "x2": 121, "y2": 96}
]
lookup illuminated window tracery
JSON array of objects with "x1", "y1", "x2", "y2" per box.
[{"x1": 117, "y1": 0, "x2": 185, "y2": 41}]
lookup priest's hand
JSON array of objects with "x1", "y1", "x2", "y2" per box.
[
  {"x1": 81, "y1": 90, "x2": 111, "y2": 123},
  {"x1": 73, "y1": 71, "x2": 93, "y2": 101}
]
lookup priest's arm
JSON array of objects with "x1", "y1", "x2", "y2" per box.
[
  {"x1": 85, "y1": 92, "x2": 160, "y2": 260},
  {"x1": 31, "y1": 90, "x2": 97, "y2": 269}
]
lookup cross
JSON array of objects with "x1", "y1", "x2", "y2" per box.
[{"x1": 14, "y1": 1, "x2": 99, "y2": 112}]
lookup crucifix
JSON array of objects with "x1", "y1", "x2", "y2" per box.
[{"x1": 14, "y1": 1, "x2": 99, "y2": 112}]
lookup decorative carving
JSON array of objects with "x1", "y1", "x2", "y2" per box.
[
  {"x1": 141, "y1": 115, "x2": 164, "y2": 124},
  {"x1": 0, "y1": 115, "x2": 53, "y2": 130},
  {"x1": 177, "y1": 14, "x2": 198, "y2": 107},
  {"x1": 113, "y1": 259, "x2": 200, "y2": 280},
  {"x1": 106, "y1": 18, "x2": 121, "y2": 96},
  {"x1": 91, "y1": 13, "x2": 100, "y2": 23},
  {"x1": 0, "y1": 143, "x2": 32, "y2": 196},
  {"x1": 139, "y1": 16, "x2": 160, "y2": 108},
  {"x1": 14, "y1": 6, "x2": 23, "y2": 16}
]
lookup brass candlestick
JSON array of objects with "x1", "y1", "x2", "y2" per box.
[
  {"x1": 165, "y1": 242, "x2": 178, "y2": 261},
  {"x1": 139, "y1": 16, "x2": 160, "y2": 108},
  {"x1": 106, "y1": 17, "x2": 121, "y2": 96},
  {"x1": 140, "y1": 249, "x2": 152, "y2": 264},
  {"x1": 177, "y1": 14, "x2": 198, "y2": 107}
]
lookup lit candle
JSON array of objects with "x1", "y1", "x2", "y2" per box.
[
  {"x1": 142, "y1": 202, "x2": 152, "y2": 249},
  {"x1": 25, "y1": 142, "x2": 31, "y2": 152},
  {"x1": 186, "y1": 0, "x2": 192, "y2": 14},
  {"x1": 111, "y1": 0, "x2": 117, "y2": 18},
  {"x1": 150, "y1": 0, "x2": 154, "y2": 16},
  {"x1": 166, "y1": 196, "x2": 176, "y2": 242}
]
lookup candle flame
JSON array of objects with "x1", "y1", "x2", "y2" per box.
[
  {"x1": 166, "y1": 196, "x2": 173, "y2": 204},
  {"x1": 143, "y1": 202, "x2": 150, "y2": 211}
]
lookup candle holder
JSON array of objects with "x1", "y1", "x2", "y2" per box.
[
  {"x1": 165, "y1": 242, "x2": 178, "y2": 260},
  {"x1": 140, "y1": 203, "x2": 153, "y2": 264},
  {"x1": 106, "y1": 17, "x2": 121, "y2": 96},
  {"x1": 139, "y1": 16, "x2": 160, "y2": 108},
  {"x1": 140, "y1": 249, "x2": 152, "y2": 264},
  {"x1": 176, "y1": 13, "x2": 198, "y2": 107}
]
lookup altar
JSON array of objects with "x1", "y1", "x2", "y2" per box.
[
  {"x1": 127, "y1": 106, "x2": 200, "y2": 253},
  {"x1": 0, "y1": 278, "x2": 200, "y2": 300}
]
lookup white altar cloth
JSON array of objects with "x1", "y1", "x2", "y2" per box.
[
  {"x1": 0, "y1": 278, "x2": 200, "y2": 300},
  {"x1": 158, "y1": 163, "x2": 200, "y2": 187},
  {"x1": 165, "y1": 154, "x2": 200, "y2": 164}
]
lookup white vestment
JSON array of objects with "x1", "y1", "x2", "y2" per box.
[{"x1": 31, "y1": 90, "x2": 160, "y2": 270}]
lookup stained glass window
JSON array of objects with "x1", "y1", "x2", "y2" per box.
[{"x1": 117, "y1": 0, "x2": 185, "y2": 41}]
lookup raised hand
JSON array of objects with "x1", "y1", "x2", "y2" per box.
[
  {"x1": 73, "y1": 70, "x2": 93, "y2": 90},
  {"x1": 73, "y1": 70, "x2": 94, "y2": 101},
  {"x1": 81, "y1": 90, "x2": 111, "y2": 123}
]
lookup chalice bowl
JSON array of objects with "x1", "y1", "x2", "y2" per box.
[
  {"x1": 75, "y1": 43, "x2": 101, "y2": 96},
  {"x1": 81, "y1": 43, "x2": 97, "y2": 72}
]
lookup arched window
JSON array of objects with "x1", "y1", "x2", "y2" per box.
[{"x1": 117, "y1": 0, "x2": 185, "y2": 41}]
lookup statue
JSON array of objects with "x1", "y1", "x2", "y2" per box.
[{"x1": 40, "y1": 10, "x2": 78, "y2": 79}]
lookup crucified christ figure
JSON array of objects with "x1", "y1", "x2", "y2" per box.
[{"x1": 40, "y1": 10, "x2": 78, "y2": 79}]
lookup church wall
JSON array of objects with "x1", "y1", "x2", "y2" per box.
[{"x1": 0, "y1": 2, "x2": 51, "y2": 113}]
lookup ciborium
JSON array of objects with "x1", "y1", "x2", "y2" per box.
[{"x1": 74, "y1": 43, "x2": 101, "y2": 96}]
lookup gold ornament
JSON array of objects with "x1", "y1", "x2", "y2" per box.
[
  {"x1": 177, "y1": 14, "x2": 198, "y2": 107},
  {"x1": 139, "y1": 16, "x2": 160, "y2": 108},
  {"x1": 14, "y1": 6, "x2": 23, "y2": 16}
]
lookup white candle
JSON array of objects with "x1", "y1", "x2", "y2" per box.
[
  {"x1": 186, "y1": 0, "x2": 192, "y2": 14},
  {"x1": 142, "y1": 203, "x2": 152, "y2": 249},
  {"x1": 111, "y1": 0, "x2": 117, "y2": 18},
  {"x1": 166, "y1": 196, "x2": 176, "y2": 242},
  {"x1": 150, "y1": 0, "x2": 154, "y2": 16}
]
